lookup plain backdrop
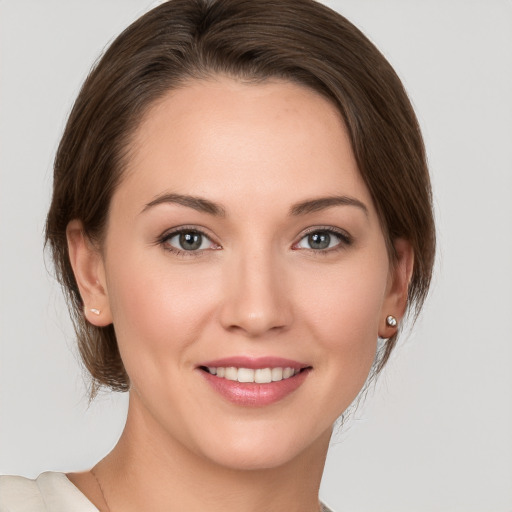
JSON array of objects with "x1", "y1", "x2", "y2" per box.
[{"x1": 1, "y1": 1, "x2": 511, "y2": 511}]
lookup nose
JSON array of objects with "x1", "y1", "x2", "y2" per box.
[{"x1": 219, "y1": 249, "x2": 293, "y2": 337}]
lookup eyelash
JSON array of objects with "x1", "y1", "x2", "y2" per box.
[
  {"x1": 157, "y1": 226, "x2": 353, "y2": 257},
  {"x1": 158, "y1": 226, "x2": 220, "y2": 257},
  {"x1": 292, "y1": 226, "x2": 353, "y2": 255}
]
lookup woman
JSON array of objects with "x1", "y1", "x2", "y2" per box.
[{"x1": 0, "y1": 0, "x2": 435, "y2": 510}]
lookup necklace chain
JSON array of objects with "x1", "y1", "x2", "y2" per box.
[
  {"x1": 90, "y1": 468, "x2": 327, "y2": 512},
  {"x1": 91, "y1": 468, "x2": 111, "y2": 512}
]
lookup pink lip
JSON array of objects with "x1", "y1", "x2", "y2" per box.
[
  {"x1": 199, "y1": 356, "x2": 308, "y2": 370},
  {"x1": 197, "y1": 356, "x2": 312, "y2": 407}
]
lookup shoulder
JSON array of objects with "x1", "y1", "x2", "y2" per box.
[
  {"x1": 0, "y1": 472, "x2": 98, "y2": 512},
  {"x1": 0, "y1": 474, "x2": 45, "y2": 511}
]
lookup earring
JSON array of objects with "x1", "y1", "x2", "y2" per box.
[
  {"x1": 90, "y1": 308, "x2": 101, "y2": 316},
  {"x1": 386, "y1": 315, "x2": 397, "y2": 327}
]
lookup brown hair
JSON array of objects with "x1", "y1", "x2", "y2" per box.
[{"x1": 46, "y1": 0, "x2": 435, "y2": 393}]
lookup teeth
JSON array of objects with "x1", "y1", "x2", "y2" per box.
[
  {"x1": 271, "y1": 367, "x2": 283, "y2": 381},
  {"x1": 255, "y1": 368, "x2": 272, "y2": 383},
  {"x1": 237, "y1": 368, "x2": 254, "y2": 383},
  {"x1": 206, "y1": 366, "x2": 300, "y2": 383},
  {"x1": 283, "y1": 367, "x2": 295, "y2": 379},
  {"x1": 225, "y1": 367, "x2": 238, "y2": 381}
]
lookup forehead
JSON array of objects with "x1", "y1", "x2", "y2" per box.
[{"x1": 116, "y1": 76, "x2": 374, "y2": 216}]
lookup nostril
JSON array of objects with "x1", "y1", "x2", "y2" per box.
[{"x1": 218, "y1": 264, "x2": 293, "y2": 336}]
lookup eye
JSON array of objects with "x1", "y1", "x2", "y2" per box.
[
  {"x1": 294, "y1": 229, "x2": 351, "y2": 251},
  {"x1": 163, "y1": 229, "x2": 218, "y2": 253}
]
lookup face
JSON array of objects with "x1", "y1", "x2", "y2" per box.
[{"x1": 80, "y1": 77, "x2": 402, "y2": 470}]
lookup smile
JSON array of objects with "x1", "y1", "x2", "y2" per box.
[
  {"x1": 198, "y1": 358, "x2": 311, "y2": 406},
  {"x1": 203, "y1": 366, "x2": 301, "y2": 383}
]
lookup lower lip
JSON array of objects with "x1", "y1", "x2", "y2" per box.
[{"x1": 199, "y1": 369, "x2": 311, "y2": 407}]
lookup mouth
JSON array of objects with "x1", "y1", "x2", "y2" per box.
[
  {"x1": 197, "y1": 357, "x2": 312, "y2": 406},
  {"x1": 199, "y1": 365, "x2": 307, "y2": 383}
]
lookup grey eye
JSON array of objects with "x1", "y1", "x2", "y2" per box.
[
  {"x1": 167, "y1": 231, "x2": 211, "y2": 251},
  {"x1": 296, "y1": 230, "x2": 343, "y2": 250},
  {"x1": 307, "y1": 232, "x2": 331, "y2": 249}
]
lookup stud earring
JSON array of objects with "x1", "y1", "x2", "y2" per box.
[
  {"x1": 90, "y1": 308, "x2": 101, "y2": 316},
  {"x1": 386, "y1": 315, "x2": 397, "y2": 328}
]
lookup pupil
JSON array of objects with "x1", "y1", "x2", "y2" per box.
[
  {"x1": 309, "y1": 232, "x2": 330, "y2": 250},
  {"x1": 179, "y1": 232, "x2": 202, "y2": 250}
]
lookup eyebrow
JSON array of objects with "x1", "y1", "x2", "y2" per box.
[
  {"x1": 142, "y1": 193, "x2": 226, "y2": 216},
  {"x1": 290, "y1": 195, "x2": 369, "y2": 216},
  {"x1": 141, "y1": 192, "x2": 368, "y2": 218}
]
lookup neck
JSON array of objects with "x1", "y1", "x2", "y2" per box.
[{"x1": 93, "y1": 392, "x2": 331, "y2": 512}]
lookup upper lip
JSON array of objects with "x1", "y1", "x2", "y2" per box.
[{"x1": 198, "y1": 356, "x2": 310, "y2": 370}]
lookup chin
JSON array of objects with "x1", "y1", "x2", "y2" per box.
[
  {"x1": 203, "y1": 445, "x2": 306, "y2": 472},
  {"x1": 191, "y1": 421, "x2": 333, "y2": 472}
]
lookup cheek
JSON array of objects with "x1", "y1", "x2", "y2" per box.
[
  {"x1": 297, "y1": 253, "x2": 389, "y2": 405},
  {"x1": 300, "y1": 254, "x2": 388, "y2": 343},
  {"x1": 104, "y1": 254, "x2": 220, "y2": 374}
]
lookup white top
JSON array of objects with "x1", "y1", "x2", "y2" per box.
[
  {"x1": 0, "y1": 472, "x2": 98, "y2": 512},
  {"x1": 0, "y1": 471, "x2": 334, "y2": 511}
]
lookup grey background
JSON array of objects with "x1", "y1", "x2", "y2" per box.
[{"x1": 1, "y1": 1, "x2": 511, "y2": 511}]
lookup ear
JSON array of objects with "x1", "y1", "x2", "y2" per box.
[
  {"x1": 379, "y1": 238, "x2": 414, "y2": 338},
  {"x1": 66, "y1": 220, "x2": 112, "y2": 327}
]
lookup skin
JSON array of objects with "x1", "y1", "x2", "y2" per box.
[{"x1": 66, "y1": 77, "x2": 413, "y2": 512}]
